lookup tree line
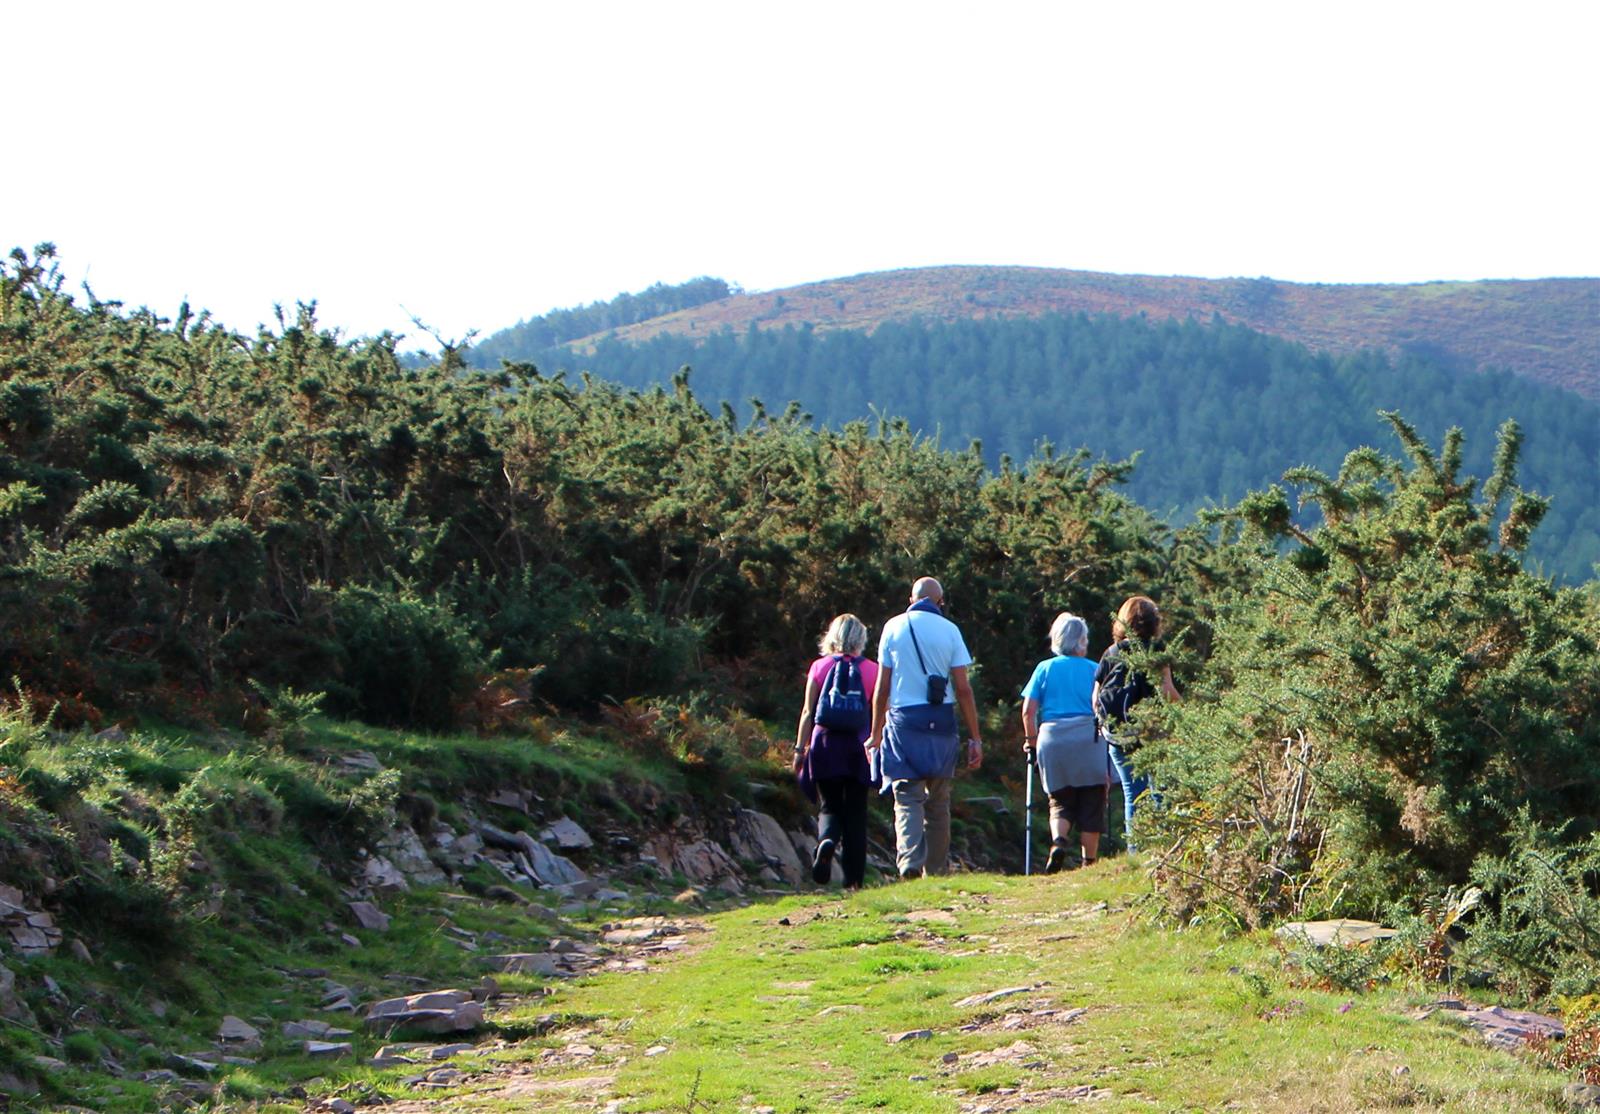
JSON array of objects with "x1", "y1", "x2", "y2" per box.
[{"x1": 519, "y1": 313, "x2": 1600, "y2": 582}]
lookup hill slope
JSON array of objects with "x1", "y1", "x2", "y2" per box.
[
  {"x1": 573, "y1": 266, "x2": 1600, "y2": 401},
  {"x1": 537, "y1": 313, "x2": 1600, "y2": 582}
]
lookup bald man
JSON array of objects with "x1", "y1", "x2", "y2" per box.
[{"x1": 867, "y1": 576, "x2": 984, "y2": 877}]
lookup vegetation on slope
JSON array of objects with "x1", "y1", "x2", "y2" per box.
[
  {"x1": 527, "y1": 312, "x2": 1600, "y2": 582},
  {"x1": 488, "y1": 265, "x2": 1596, "y2": 400},
  {"x1": 0, "y1": 246, "x2": 1192, "y2": 727}
]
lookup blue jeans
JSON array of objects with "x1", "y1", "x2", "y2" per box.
[{"x1": 1108, "y1": 742, "x2": 1150, "y2": 853}]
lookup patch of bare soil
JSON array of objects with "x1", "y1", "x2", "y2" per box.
[
  {"x1": 959, "y1": 1003, "x2": 1089, "y2": 1035},
  {"x1": 956, "y1": 1083, "x2": 1115, "y2": 1112},
  {"x1": 357, "y1": 916, "x2": 710, "y2": 1113}
]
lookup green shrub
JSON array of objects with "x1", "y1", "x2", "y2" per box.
[
  {"x1": 1145, "y1": 417, "x2": 1600, "y2": 926},
  {"x1": 327, "y1": 585, "x2": 482, "y2": 729}
]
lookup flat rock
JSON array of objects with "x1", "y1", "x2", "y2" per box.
[
  {"x1": 366, "y1": 990, "x2": 483, "y2": 1035},
  {"x1": 541, "y1": 817, "x2": 595, "y2": 850},
  {"x1": 370, "y1": 989, "x2": 474, "y2": 1015},
  {"x1": 888, "y1": 1028, "x2": 933, "y2": 1043},
  {"x1": 1565, "y1": 1082, "x2": 1600, "y2": 1108},
  {"x1": 954, "y1": 986, "x2": 1036, "y2": 1008},
  {"x1": 282, "y1": 1020, "x2": 333, "y2": 1039},
  {"x1": 337, "y1": 750, "x2": 384, "y2": 773},
  {"x1": 429, "y1": 1042, "x2": 475, "y2": 1059},
  {"x1": 483, "y1": 953, "x2": 561, "y2": 976},
  {"x1": 348, "y1": 901, "x2": 391, "y2": 932},
  {"x1": 305, "y1": 1041, "x2": 352, "y2": 1058},
  {"x1": 363, "y1": 856, "x2": 409, "y2": 893},
  {"x1": 1275, "y1": 919, "x2": 1397, "y2": 946},
  {"x1": 165, "y1": 1053, "x2": 218, "y2": 1075},
  {"x1": 216, "y1": 1015, "x2": 260, "y2": 1044},
  {"x1": 1459, "y1": 1004, "x2": 1564, "y2": 1050}
]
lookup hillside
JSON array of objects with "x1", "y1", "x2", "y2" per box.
[
  {"x1": 564, "y1": 266, "x2": 1600, "y2": 401},
  {"x1": 532, "y1": 313, "x2": 1600, "y2": 583}
]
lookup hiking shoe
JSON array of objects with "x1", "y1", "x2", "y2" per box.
[
  {"x1": 812, "y1": 838, "x2": 836, "y2": 884},
  {"x1": 1044, "y1": 842, "x2": 1070, "y2": 875}
]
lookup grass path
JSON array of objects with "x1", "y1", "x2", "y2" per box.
[{"x1": 372, "y1": 864, "x2": 1569, "y2": 1112}]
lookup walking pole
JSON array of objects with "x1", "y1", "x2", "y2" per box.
[{"x1": 1024, "y1": 747, "x2": 1035, "y2": 876}]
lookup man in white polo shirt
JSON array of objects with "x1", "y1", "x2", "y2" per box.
[{"x1": 867, "y1": 576, "x2": 984, "y2": 878}]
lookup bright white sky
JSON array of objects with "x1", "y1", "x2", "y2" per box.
[{"x1": 6, "y1": 1, "x2": 1596, "y2": 345}]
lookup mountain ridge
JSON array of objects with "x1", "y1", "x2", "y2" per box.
[{"x1": 573, "y1": 265, "x2": 1600, "y2": 400}]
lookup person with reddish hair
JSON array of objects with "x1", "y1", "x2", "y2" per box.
[{"x1": 1094, "y1": 595, "x2": 1180, "y2": 853}]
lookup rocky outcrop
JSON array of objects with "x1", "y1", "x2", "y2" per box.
[
  {"x1": 646, "y1": 834, "x2": 744, "y2": 892},
  {"x1": 377, "y1": 826, "x2": 449, "y2": 887},
  {"x1": 729, "y1": 810, "x2": 806, "y2": 887},
  {"x1": 478, "y1": 823, "x2": 586, "y2": 887},
  {"x1": 365, "y1": 989, "x2": 484, "y2": 1035},
  {"x1": 540, "y1": 817, "x2": 594, "y2": 851},
  {"x1": 0, "y1": 884, "x2": 62, "y2": 956},
  {"x1": 0, "y1": 962, "x2": 37, "y2": 1027}
]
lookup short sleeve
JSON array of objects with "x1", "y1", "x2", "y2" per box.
[
  {"x1": 878, "y1": 624, "x2": 895, "y2": 670},
  {"x1": 807, "y1": 657, "x2": 832, "y2": 687},
  {"x1": 949, "y1": 626, "x2": 973, "y2": 670},
  {"x1": 1020, "y1": 661, "x2": 1047, "y2": 700}
]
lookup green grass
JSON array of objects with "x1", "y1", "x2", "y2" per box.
[
  {"x1": 0, "y1": 714, "x2": 1582, "y2": 1111},
  {"x1": 443, "y1": 866, "x2": 1572, "y2": 1113}
]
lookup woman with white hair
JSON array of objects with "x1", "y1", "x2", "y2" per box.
[
  {"x1": 794, "y1": 613, "x2": 879, "y2": 888},
  {"x1": 1019, "y1": 612, "x2": 1105, "y2": 872}
]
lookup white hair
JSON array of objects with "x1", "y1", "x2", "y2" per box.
[
  {"x1": 1049, "y1": 612, "x2": 1089, "y2": 657},
  {"x1": 819, "y1": 614, "x2": 868, "y2": 656}
]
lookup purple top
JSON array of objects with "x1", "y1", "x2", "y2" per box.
[{"x1": 798, "y1": 655, "x2": 879, "y2": 795}]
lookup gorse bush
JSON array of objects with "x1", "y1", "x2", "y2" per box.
[
  {"x1": 0, "y1": 245, "x2": 1181, "y2": 728},
  {"x1": 1143, "y1": 415, "x2": 1600, "y2": 927}
]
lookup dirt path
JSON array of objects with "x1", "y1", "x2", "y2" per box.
[{"x1": 350, "y1": 914, "x2": 714, "y2": 1114}]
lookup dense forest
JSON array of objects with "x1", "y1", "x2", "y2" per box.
[
  {"x1": 513, "y1": 313, "x2": 1600, "y2": 582},
  {"x1": 4, "y1": 244, "x2": 1600, "y2": 983},
  {"x1": 467, "y1": 276, "x2": 734, "y2": 365}
]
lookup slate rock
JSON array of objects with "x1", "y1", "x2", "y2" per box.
[
  {"x1": 729, "y1": 809, "x2": 806, "y2": 887},
  {"x1": 482, "y1": 953, "x2": 560, "y2": 976},
  {"x1": 1275, "y1": 919, "x2": 1397, "y2": 946},
  {"x1": 1565, "y1": 1082, "x2": 1600, "y2": 1109},
  {"x1": 540, "y1": 817, "x2": 595, "y2": 850},
  {"x1": 282, "y1": 1020, "x2": 333, "y2": 1039},
  {"x1": 363, "y1": 856, "x2": 409, "y2": 893},
  {"x1": 366, "y1": 989, "x2": 483, "y2": 1034},
  {"x1": 348, "y1": 901, "x2": 391, "y2": 932},
  {"x1": 216, "y1": 1015, "x2": 260, "y2": 1044},
  {"x1": 888, "y1": 1029, "x2": 933, "y2": 1043},
  {"x1": 304, "y1": 1041, "x2": 352, "y2": 1058},
  {"x1": 1460, "y1": 1004, "x2": 1564, "y2": 1050},
  {"x1": 165, "y1": 1053, "x2": 218, "y2": 1075},
  {"x1": 378, "y1": 826, "x2": 449, "y2": 887},
  {"x1": 954, "y1": 986, "x2": 1035, "y2": 1008}
]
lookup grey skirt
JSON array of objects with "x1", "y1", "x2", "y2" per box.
[{"x1": 1035, "y1": 715, "x2": 1105, "y2": 792}]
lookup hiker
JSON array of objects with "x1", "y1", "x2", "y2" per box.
[
  {"x1": 867, "y1": 577, "x2": 984, "y2": 878},
  {"x1": 794, "y1": 613, "x2": 879, "y2": 888},
  {"x1": 1020, "y1": 613, "x2": 1105, "y2": 872},
  {"x1": 1094, "y1": 594, "x2": 1181, "y2": 853}
]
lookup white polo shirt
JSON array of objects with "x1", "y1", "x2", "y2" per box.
[{"x1": 877, "y1": 608, "x2": 973, "y2": 709}]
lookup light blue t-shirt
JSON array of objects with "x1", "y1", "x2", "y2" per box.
[
  {"x1": 1020, "y1": 655, "x2": 1097, "y2": 721},
  {"x1": 878, "y1": 609, "x2": 973, "y2": 709}
]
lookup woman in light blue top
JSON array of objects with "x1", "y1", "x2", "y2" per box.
[{"x1": 1020, "y1": 613, "x2": 1105, "y2": 872}]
